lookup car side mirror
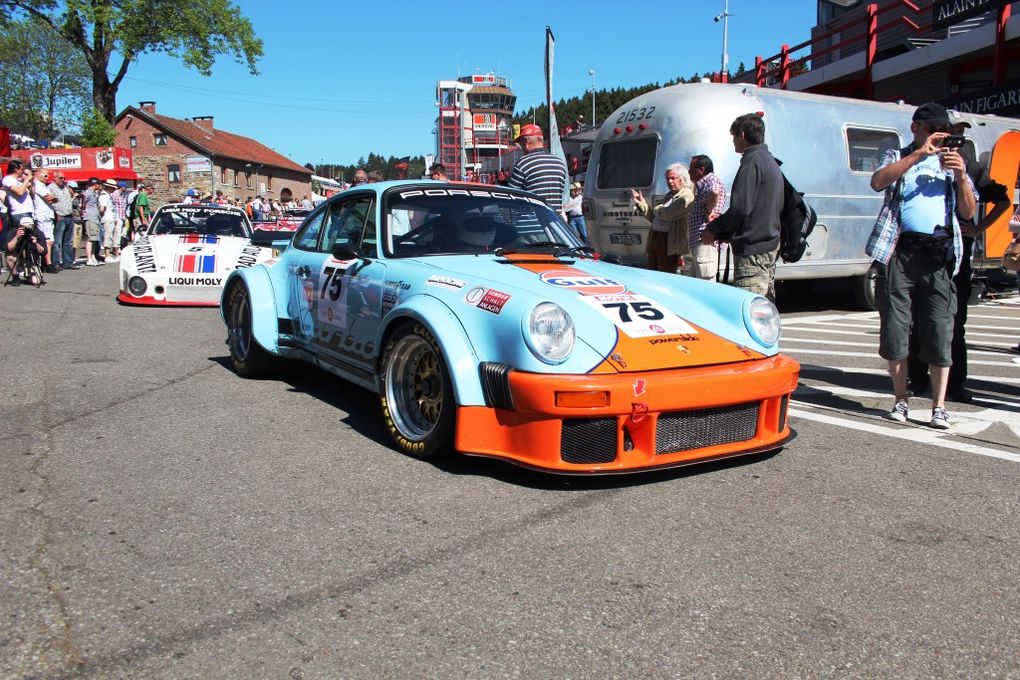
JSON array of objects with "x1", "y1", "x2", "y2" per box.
[{"x1": 602, "y1": 253, "x2": 623, "y2": 265}]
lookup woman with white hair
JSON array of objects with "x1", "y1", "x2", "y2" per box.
[{"x1": 632, "y1": 162, "x2": 694, "y2": 273}]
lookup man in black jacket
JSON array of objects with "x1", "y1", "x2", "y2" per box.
[{"x1": 702, "y1": 112, "x2": 784, "y2": 301}]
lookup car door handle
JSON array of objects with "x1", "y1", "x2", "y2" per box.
[{"x1": 296, "y1": 265, "x2": 311, "y2": 279}]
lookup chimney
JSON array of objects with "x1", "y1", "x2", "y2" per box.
[
  {"x1": 139, "y1": 101, "x2": 156, "y2": 113},
  {"x1": 192, "y1": 116, "x2": 214, "y2": 129}
]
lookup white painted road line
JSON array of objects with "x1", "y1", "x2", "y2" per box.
[
  {"x1": 784, "y1": 347, "x2": 1019, "y2": 367},
  {"x1": 796, "y1": 364, "x2": 1020, "y2": 385},
  {"x1": 789, "y1": 406, "x2": 1020, "y2": 463}
]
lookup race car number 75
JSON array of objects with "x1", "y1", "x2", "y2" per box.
[{"x1": 602, "y1": 300, "x2": 664, "y2": 322}]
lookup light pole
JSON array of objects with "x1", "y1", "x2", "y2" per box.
[
  {"x1": 588, "y1": 69, "x2": 596, "y2": 128},
  {"x1": 497, "y1": 119, "x2": 508, "y2": 174},
  {"x1": 714, "y1": 0, "x2": 732, "y2": 83}
]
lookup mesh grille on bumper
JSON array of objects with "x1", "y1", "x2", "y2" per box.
[
  {"x1": 561, "y1": 418, "x2": 617, "y2": 464},
  {"x1": 655, "y1": 403, "x2": 760, "y2": 455}
]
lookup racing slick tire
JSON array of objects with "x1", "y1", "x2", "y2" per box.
[
  {"x1": 225, "y1": 282, "x2": 276, "y2": 377},
  {"x1": 380, "y1": 322, "x2": 455, "y2": 460}
]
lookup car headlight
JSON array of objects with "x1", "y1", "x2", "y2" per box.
[
  {"x1": 746, "y1": 296, "x2": 781, "y2": 346},
  {"x1": 526, "y1": 302, "x2": 574, "y2": 363},
  {"x1": 127, "y1": 276, "x2": 147, "y2": 297}
]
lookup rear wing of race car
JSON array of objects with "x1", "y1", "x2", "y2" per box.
[{"x1": 251, "y1": 228, "x2": 296, "y2": 252}]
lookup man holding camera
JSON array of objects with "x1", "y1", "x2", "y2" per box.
[
  {"x1": 868, "y1": 102, "x2": 977, "y2": 430},
  {"x1": 3, "y1": 159, "x2": 35, "y2": 227},
  {"x1": 3, "y1": 216, "x2": 47, "y2": 285}
]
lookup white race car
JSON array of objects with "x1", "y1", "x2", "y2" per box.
[{"x1": 118, "y1": 203, "x2": 273, "y2": 306}]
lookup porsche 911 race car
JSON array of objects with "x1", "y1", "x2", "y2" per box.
[
  {"x1": 220, "y1": 181, "x2": 799, "y2": 473},
  {"x1": 118, "y1": 203, "x2": 273, "y2": 306}
]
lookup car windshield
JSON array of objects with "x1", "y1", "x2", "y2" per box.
[
  {"x1": 384, "y1": 187, "x2": 583, "y2": 258},
  {"x1": 149, "y1": 206, "x2": 251, "y2": 238}
]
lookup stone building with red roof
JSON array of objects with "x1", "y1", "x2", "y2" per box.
[{"x1": 114, "y1": 101, "x2": 312, "y2": 207}]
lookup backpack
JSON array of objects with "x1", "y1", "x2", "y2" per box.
[
  {"x1": 126, "y1": 190, "x2": 139, "y2": 219},
  {"x1": 776, "y1": 162, "x2": 816, "y2": 264}
]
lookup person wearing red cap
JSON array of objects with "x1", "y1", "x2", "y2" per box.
[{"x1": 507, "y1": 124, "x2": 568, "y2": 212}]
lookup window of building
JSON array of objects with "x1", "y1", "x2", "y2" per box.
[
  {"x1": 233, "y1": 170, "x2": 239, "y2": 187},
  {"x1": 846, "y1": 127, "x2": 901, "y2": 173},
  {"x1": 245, "y1": 172, "x2": 252, "y2": 189},
  {"x1": 153, "y1": 133, "x2": 167, "y2": 146},
  {"x1": 129, "y1": 136, "x2": 137, "y2": 148},
  {"x1": 221, "y1": 167, "x2": 229, "y2": 185},
  {"x1": 266, "y1": 175, "x2": 272, "y2": 190},
  {"x1": 167, "y1": 163, "x2": 181, "y2": 184}
]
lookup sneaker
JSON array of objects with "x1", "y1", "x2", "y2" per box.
[
  {"x1": 930, "y1": 407, "x2": 951, "y2": 429},
  {"x1": 887, "y1": 399, "x2": 909, "y2": 422},
  {"x1": 107, "y1": 255, "x2": 120, "y2": 263},
  {"x1": 45, "y1": 265, "x2": 60, "y2": 274},
  {"x1": 85, "y1": 259, "x2": 100, "y2": 267},
  {"x1": 1010, "y1": 344, "x2": 1020, "y2": 355}
]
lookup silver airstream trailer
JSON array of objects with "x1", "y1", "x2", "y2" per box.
[{"x1": 583, "y1": 83, "x2": 1020, "y2": 307}]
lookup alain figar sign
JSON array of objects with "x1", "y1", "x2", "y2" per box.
[
  {"x1": 932, "y1": 0, "x2": 1008, "y2": 30},
  {"x1": 942, "y1": 83, "x2": 1020, "y2": 118}
]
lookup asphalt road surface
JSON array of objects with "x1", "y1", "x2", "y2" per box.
[{"x1": 3, "y1": 267, "x2": 1019, "y2": 679}]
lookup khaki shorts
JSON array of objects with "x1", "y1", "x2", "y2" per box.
[
  {"x1": 688, "y1": 243, "x2": 720, "y2": 280},
  {"x1": 84, "y1": 220, "x2": 100, "y2": 241}
]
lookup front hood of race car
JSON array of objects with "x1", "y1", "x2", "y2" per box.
[
  {"x1": 404, "y1": 253, "x2": 780, "y2": 374},
  {"x1": 123, "y1": 234, "x2": 266, "y2": 278}
]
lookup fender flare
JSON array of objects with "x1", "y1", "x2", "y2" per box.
[
  {"x1": 222, "y1": 267, "x2": 282, "y2": 355},
  {"x1": 376, "y1": 294, "x2": 485, "y2": 406}
]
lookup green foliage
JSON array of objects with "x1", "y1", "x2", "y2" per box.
[
  {"x1": 310, "y1": 155, "x2": 429, "y2": 183},
  {"x1": 0, "y1": 15, "x2": 90, "y2": 139},
  {"x1": 1, "y1": 0, "x2": 263, "y2": 121},
  {"x1": 80, "y1": 108, "x2": 116, "y2": 147}
]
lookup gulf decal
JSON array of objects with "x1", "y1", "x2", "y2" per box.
[
  {"x1": 539, "y1": 269, "x2": 626, "y2": 296},
  {"x1": 175, "y1": 234, "x2": 218, "y2": 274}
]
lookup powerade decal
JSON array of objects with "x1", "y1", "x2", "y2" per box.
[
  {"x1": 236, "y1": 244, "x2": 262, "y2": 269},
  {"x1": 539, "y1": 269, "x2": 626, "y2": 295},
  {"x1": 580, "y1": 293, "x2": 698, "y2": 338},
  {"x1": 463, "y1": 286, "x2": 511, "y2": 315},
  {"x1": 133, "y1": 237, "x2": 156, "y2": 273},
  {"x1": 425, "y1": 275, "x2": 466, "y2": 290},
  {"x1": 175, "y1": 234, "x2": 218, "y2": 274}
]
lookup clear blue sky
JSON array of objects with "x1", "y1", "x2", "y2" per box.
[{"x1": 115, "y1": 0, "x2": 818, "y2": 167}]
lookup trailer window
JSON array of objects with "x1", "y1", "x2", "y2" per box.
[
  {"x1": 846, "y1": 128, "x2": 900, "y2": 173},
  {"x1": 596, "y1": 137, "x2": 659, "y2": 189}
]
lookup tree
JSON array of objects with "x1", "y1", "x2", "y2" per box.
[
  {"x1": 80, "y1": 108, "x2": 115, "y2": 146},
  {"x1": 0, "y1": 0, "x2": 263, "y2": 122},
  {"x1": 0, "y1": 16, "x2": 90, "y2": 139}
]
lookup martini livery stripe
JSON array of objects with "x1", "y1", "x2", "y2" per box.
[{"x1": 175, "y1": 234, "x2": 218, "y2": 274}]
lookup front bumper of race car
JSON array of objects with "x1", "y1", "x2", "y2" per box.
[
  {"x1": 118, "y1": 271, "x2": 225, "y2": 306},
  {"x1": 455, "y1": 354, "x2": 800, "y2": 473}
]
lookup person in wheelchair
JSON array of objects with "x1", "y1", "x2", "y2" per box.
[{"x1": 3, "y1": 216, "x2": 47, "y2": 286}]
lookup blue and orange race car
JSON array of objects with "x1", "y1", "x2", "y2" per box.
[{"x1": 221, "y1": 181, "x2": 799, "y2": 473}]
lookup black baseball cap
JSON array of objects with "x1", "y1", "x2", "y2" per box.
[{"x1": 912, "y1": 102, "x2": 949, "y2": 128}]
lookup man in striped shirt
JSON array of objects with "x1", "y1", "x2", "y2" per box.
[{"x1": 507, "y1": 124, "x2": 568, "y2": 212}]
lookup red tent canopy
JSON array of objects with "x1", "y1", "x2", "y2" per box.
[{"x1": 13, "y1": 147, "x2": 140, "y2": 182}]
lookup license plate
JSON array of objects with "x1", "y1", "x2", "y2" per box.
[{"x1": 610, "y1": 232, "x2": 641, "y2": 246}]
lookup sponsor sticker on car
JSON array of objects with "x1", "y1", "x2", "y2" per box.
[
  {"x1": 426, "y1": 275, "x2": 466, "y2": 290},
  {"x1": 539, "y1": 269, "x2": 626, "y2": 295},
  {"x1": 464, "y1": 286, "x2": 511, "y2": 315},
  {"x1": 581, "y1": 292, "x2": 698, "y2": 338}
]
